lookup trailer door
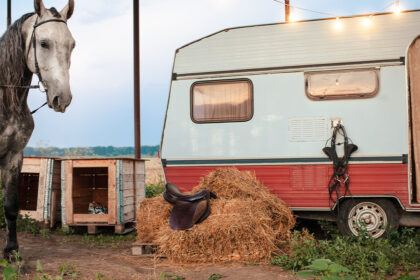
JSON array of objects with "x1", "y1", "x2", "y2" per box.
[{"x1": 408, "y1": 35, "x2": 420, "y2": 203}]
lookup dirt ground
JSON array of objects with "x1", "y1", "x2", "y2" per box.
[{"x1": 0, "y1": 231, "x2": 295, "y2": 280}]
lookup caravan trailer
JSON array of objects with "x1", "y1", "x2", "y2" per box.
[{"x1": 160, "y1": 10, "x2": 420, "y2": 237}]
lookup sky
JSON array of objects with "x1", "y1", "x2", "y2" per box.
[{"x1": 0, "y1": 0, "x2": 419, "y2": 148}]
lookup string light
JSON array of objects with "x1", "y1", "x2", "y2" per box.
[
  {"x1": 393, "y1": 0, "x2": 401, "y2": 14},
  {"x1": 334, "y1": 17, "x2": 342, "y2": 30},
  {"x1": 272, "y1": 0, "x2": 403, "y2": 30},
  {"x1": 363, "y1": 15, "x2": 372, "y2": 27},
  {"x1": 289, "y1": 7, "x2": 298, "y2": 22}
]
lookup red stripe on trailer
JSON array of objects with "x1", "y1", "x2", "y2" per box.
[{"x1": 164, "y1": 164, "x2": 410, "y2": 208}]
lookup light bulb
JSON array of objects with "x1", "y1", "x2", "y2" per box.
[
  {"x1": 289, "y1": 8, "x2": 297, "y2": 22},
  {"x1": 334, "y1": 17, "x2": 342, "y2": 30},
  {"x1": 393, "y1": 1, "x2": 401, "y2": 14},
  {"x1": 363, "y1": 16, "x2": 372, "y2": 27}
]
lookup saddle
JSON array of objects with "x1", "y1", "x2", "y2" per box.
[{"x1": 163, "y1": 182, "x2": 217, "y2": 230}]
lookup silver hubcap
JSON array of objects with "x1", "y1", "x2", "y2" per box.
[{"x1": 347, "y1": 202, "x2": 387, "y2": 239}]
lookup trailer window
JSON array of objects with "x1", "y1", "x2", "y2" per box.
[
  {"x1": 191, "y1": 79, "x2": 253, "y2": 123},
  {"x1": 305, "y1": 69, "x2": 379, "y2": 100}
]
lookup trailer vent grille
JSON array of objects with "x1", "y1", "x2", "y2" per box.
[{"x1": 288, "y1": 117, "x2": 328, "y2": 142}]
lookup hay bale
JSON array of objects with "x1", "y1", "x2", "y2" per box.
[
  {"x1": 194, "y1": 168, "x2": 295, "y2": 246},
  {"x1": 136, "y1": 195, "x2": 171, "y2": 243},
  {"x1": 156, "y1": 198, "x2": 277, "y2": 263},
  {"x1": 136, "y1": 168, "x2": 295, "y2": 263}
]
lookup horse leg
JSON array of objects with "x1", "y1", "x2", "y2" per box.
[{"x1": 1, "y1": 152, "x2": 23, "y2": 260}]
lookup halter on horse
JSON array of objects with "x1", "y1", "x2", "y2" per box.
[{"x1": 0, "y1": 0, "x2": 75, "y2": 260}]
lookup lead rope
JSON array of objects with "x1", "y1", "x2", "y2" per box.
[{"x1": 323, "y1": 124, "x2": 358, "y2": 213}]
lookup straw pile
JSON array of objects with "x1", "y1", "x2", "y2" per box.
[
  {"x1": 136, "y1": 196, "x2": 171, "y2": 243},
  {"x1": 136, "y1": 168, "x2": 295, "y2": 263}
]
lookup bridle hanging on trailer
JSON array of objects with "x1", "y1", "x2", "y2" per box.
[{"x1": 323, "y1": 124, "x2": 358, "y2": 209}]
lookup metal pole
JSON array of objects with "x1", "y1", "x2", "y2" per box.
[
  {"x1": 285, "y1": 0, "x2": 290, "y2": 22},
  {"x1": 7, "y1": 0, "x2": 11, "y2": 28},
  {"x1": 133, "y1": 0, "x2": 141, "y2": 159}
]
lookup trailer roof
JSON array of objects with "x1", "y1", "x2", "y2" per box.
[{"x1": 173, "y1": 10, "x2": 420, "y2": 79}]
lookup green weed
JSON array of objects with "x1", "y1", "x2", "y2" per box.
[
  {"x1": 297, "y1": 258, "x2": 355, "y2": 279},
  {"x1": 271, "y1": 228, "x2": 420, "y2": 280},
  {"x1": 159, "y1": 273, "x2": 185, "y2": 280},
  {"x1": 208, "y1": 274, "x2": 223, "y2": 280},
  {"x1": 146, "y1": 182, "x2": 165, "y2": 198}
]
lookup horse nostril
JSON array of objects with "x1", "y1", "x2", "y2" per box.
[{"x1": 53, "y1": 96, "x2": 59, "y2": 107}]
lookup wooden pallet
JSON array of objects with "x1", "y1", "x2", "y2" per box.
[{"x1": 131, "y1": 243, "x2": 161, "y2": 257}]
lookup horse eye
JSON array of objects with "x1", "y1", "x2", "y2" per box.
[{"x1": 40, "y1": 41, "x2": 49, "y2": 49}]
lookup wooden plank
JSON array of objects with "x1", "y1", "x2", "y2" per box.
[
  {"x1": 65, "y1": 160, "x2": 74, "y2": 225},
  {"x1": 23, "y1": 158, "x2": 41, "y2": 166},
  {"x1": 21, "y1": 164, "x2": 41, "y2": 173},
  {"x1": 72, "y1": 159, "x2": 114, "y2": 168},
  {"x1": 124, "y1": 211, "x2": 135, "y2": 220},
  {"x1": 131, "y1": 243, "x2": 158, "y2": 256},
  {"x1": 124, "y1": 204, "x2": 134, "y2": 214},
  {"x1": 108, "y1": 163, "x2": 117, "y2": 224},
  {"x1": 50, "y1": 191, "x2": 57, "y2": 228},
  {"x1": 122, "y1": 160, "x2": 134, "y2": 174},
  {"x1": 122, "y1": 174, "x2": 134, "y2": 182},
  {"x1": 87, "y1": 225, "x2": 99, "y2": 234},
  {"x1": 36, "y1": 159, "x2": 48, "y2": 221},
  {"x1": 123, "y1": 189, "x2": 135, "y2": 197},
  {"x1": 123, "y1": 196, "x2": 134, "y2": 206},
  {"x1": 73, "y1": 214, "x2": 109, "y2": 223},
  {"x1": 114, "y1": 224, "x2": 124, "y2": 234},
  {"x1": 135, "y1": 161, "x2": 146, "y2": 175},
  {"x1": 123, "y1": 182, "x2": 133, "y2": 191}
]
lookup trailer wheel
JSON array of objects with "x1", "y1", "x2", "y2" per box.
[{"x1": 337, "y1": 199, "x2": 399, "y2": 239}]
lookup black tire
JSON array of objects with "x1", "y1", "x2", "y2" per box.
[{"x1": 337, "y1": 199, "x2": 400, "y2": 238}]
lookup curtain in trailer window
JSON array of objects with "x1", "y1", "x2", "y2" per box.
[
  {"x1": 192, "y1": 80, "x2": 252, "y2": 123},
  {"x1": 305, "y1": 69, "x2": 379, "y2": 100}
]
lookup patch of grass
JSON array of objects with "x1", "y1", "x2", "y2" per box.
[
  {"x1": 81, "y1": 232, "x2": 136, "y2": 248},
  {"x1": 297, "y1": 258, "x2": 355, "y2": 279},
  {"x1": 159, "y1": 273, "x2": 185, "y2": 280},
  {"x1": 146, "y1": 182, "x2": 165, "y2": 198},
  {"x1": 16, "y1": 214, "x2": 41, "y2": 234},
  {"x1": 271, "y1": 227, "x2": 420, "y2": 280},
  {"x1": 208, "y1": 274, "x2": 223, "y2": 280}
]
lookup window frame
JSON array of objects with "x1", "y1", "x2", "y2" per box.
[
  {"x1": 304, "y1": 68, "x2": 380, "y2": 101},
  {"x1": 190, "y1": 78, "x2": 254, "y2": 124}
]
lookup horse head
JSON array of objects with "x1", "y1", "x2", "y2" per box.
[{"x1": 24, "y1": 0, "x2": 75, "y2": 113}]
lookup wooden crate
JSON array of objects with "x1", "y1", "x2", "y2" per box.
[
  {"x1": 61, "y1": 158, "x2": 145, "y2": 234},
  {"x1": 19, "y1": 157, "x2": 61, "y2": 227}
]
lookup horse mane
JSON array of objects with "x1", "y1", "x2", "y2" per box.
[{"x1": 0, "y1": 13, "x2": 35, "y2": 117}]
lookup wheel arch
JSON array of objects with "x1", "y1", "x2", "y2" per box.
[{"x1": 333, "y1": 195, "x2": 405, "y2": 212}]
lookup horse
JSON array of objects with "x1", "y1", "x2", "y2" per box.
[{"x1": 0, "y1": 0, "x2": 75, "y2": 260}]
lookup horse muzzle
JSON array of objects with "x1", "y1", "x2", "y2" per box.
[{"x1": 49, "y1": 93, "x2": 72, "y2": 113}]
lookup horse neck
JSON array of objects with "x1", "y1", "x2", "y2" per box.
[{"x1": 0, "y1": 13, "x2": 34, "y2": 118}]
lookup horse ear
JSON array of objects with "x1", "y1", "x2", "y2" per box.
[
  {"x1": 60, "y1": 0, "x2": 75, "y2": 20},
  {"x1": 34, "y1": 0, "x2": 46, "y2": 17}
]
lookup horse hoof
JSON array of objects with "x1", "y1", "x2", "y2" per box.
[{"x1": 3, "y1": 250, "x2": 19, "y2": 263}]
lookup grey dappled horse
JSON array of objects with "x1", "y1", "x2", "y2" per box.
[{"x1": 0, "y1": 0, "x2": 75, "y2": 259}]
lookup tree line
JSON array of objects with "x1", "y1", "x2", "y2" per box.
[{"x1": 24, "y1": 145, "x2": 159, "y2": 157}]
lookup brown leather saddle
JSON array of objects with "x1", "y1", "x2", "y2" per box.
[{"x1": 163, "y1": 182, "x2": 217, "y2": 230}]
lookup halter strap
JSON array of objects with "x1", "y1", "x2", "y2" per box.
[
  {"x1": 28, "y1": 17, "x2": 67, "y2": 81},
  {"x1": 0, "y1": 16, "x2": 67, "y2": 114}
]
